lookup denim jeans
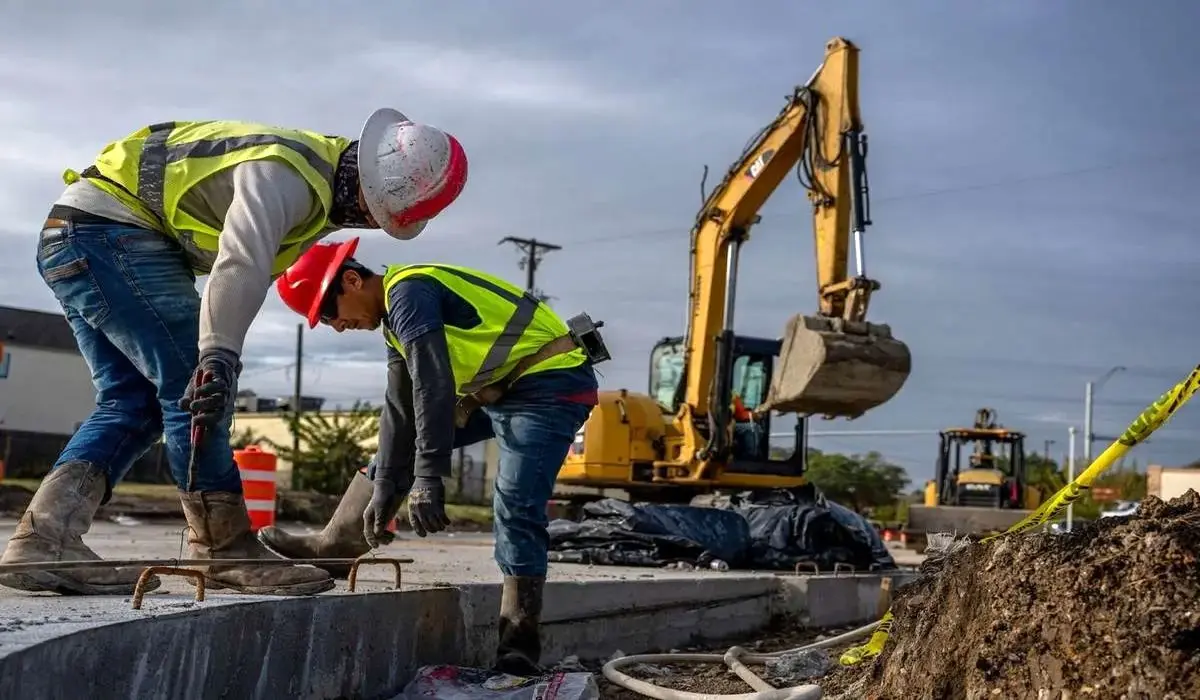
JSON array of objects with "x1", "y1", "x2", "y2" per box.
[
  {"x1": 368, "y1": 398, "x2": 591, "y2": 577},
  {"x1": 36, "y1": 221, "x2": 243, "y2": 496}
]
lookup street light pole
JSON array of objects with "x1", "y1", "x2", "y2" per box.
[
  {"x1": 1067, "y1": 425, "x2": 1077, "y2": 532},
  {"x1": 1083, "y1": 365, "x2": 1126, "y2": 463}
]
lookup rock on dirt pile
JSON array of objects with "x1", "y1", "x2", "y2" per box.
[{"x1": 836, "y1": 491, "x2": 1200, "y2": 700}]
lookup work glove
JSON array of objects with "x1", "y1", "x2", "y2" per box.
[
  {"x1": 407, "y1": 475, "x2": 449, "y2": 537},
  {"x1": 178, "y1": 350, "x2": 241, "y2": 435},
  {"x1": 363, "y1": 479, "x2": 403, "y2": 549}
]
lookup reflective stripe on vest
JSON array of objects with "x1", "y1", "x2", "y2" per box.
[
  {"x1": 381, "y1": 264, "x2": 586, "y2": 395},
  {"x1": 72, "y1": 120, "x2": 350, "y2": 274}
]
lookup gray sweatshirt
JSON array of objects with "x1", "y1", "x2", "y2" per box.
[{"x1": 54, "y1": 161, "x2": 332, "y2": 356}]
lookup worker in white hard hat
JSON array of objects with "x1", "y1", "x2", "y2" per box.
[{"x1": 0, "y1": 109, "x2": 468, "y2": 599}]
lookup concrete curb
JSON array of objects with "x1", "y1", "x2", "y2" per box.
[{"x1": 0, "y1": 572, "x2": 910, "y2": 699}]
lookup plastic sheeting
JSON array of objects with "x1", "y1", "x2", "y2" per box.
[
  {"x1": 547, "y1": 488, "x2": 895, "y2": 572},
  {"x1": 392, "y1": 666, "x2": 598, "y2": 700},
  {"x1": 546, "y1": 499, "x2": 751, "y2": 568}
]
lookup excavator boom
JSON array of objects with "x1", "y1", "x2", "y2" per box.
[{"x1": 684, "y1": 37, "x2": 911, "y2": 428}]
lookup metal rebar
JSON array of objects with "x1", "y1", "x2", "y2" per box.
[
  {"x1": 132, "y1": 567, "x2": 206, "y2": 610},
  {"x1": 347, "y1": 555, "x2": 404, "y2": 592},
  {"x1": 0, "y1": 556, "x2": 414, "y2": 574}
]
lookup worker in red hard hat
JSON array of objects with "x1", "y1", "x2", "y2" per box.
[
  {"x1": 259, "y1": 238, "x2": 609, "y2": 677},
  {"x1": 0, "y1": 109, "x2": 467, "y2": 599}
]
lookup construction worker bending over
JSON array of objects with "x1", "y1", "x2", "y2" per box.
[
  {"x1": 0, "y1": 110, "x2": 467, "y2": 598},
  {"x1": 264, "y1": 239, "x2": 608, "y2": 675}
]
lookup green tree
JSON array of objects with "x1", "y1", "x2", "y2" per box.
[
  {"x1": 803, "y1": 448, "x2": 911, "y2": 513},
  {"x1": 230, "y1": 426, "x2": 264, "y2": 449},
  {"x1": 269, "y1": 401, "x2": 379, "y2": 495},
  {"x1": 1024, "y1": 452, "x2": 1067, "y2": 498}
]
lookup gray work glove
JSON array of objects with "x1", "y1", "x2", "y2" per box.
[
  {"x1": 179, "y1": 349, "x2": 241, "y2": 433},
  {"x1": 363, "y1": 479, "x2": 401, "y2": 549},
  {"x1": 407, "y1": 475, "x2": 449, "y2": 537}
]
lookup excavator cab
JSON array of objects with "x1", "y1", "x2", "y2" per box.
[
  {"x1": 651, "y1": 335, "x2": 785, "y2": 464},
  {"x1": 652, "y1": 337, "x2": 774, "y2": 461}
]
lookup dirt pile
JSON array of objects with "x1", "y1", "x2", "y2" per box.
[{"x1": 835, "y1": 491, "x2": 1200, "y2": 700}]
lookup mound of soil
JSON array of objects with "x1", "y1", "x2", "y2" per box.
[{"x1": 838, "y1": 491, "x2": 1200, "y2": 700}]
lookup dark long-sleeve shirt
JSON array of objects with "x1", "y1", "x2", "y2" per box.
[{"x1": 371, "y1": 275, "x2": 598, "y2": 487}]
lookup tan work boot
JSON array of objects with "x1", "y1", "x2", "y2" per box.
[
  {"x1": 257, "y1": 471, "x2": 375, "y2": 578},
  {"x1": 493, "y1": 575, "x2": 547, "y2": 677},
  {"x1": 179, "y1": 490, "x2": 334, "y2": 596},
  {"x1": 0, "y1": 460, "x2": 160, "y2": 595}
]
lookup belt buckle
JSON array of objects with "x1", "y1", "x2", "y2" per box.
[{"x1": 41, "y1": 217, "x2": 69, "y2": 233}]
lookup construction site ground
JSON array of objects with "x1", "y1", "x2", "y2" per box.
[
  {"x1": 0, "y1": 516, "x2": 920, "y2": 698},
  {"x1": 0, "y1": 517, "x2": 924, "y2": 593}
]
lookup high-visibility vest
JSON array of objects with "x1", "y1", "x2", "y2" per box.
[
  {"x1": 64, "y1": 120, "x2": 351, "y2": 275},
  {"x1": 381, "y1": 264, "x2": 587, "y2": 396}
]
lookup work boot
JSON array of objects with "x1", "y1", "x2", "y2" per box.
[
  {"x1": 179, "y1": 491, "x2": 335, "y2": 596},
  {"x1": 493, "y1": 575, "x2": 547, "y2": 677},
  {"x1": 0, "y1": 460, "x2": 160, "y2": 595},
  {"x1": 257, "y1": 471, "x2": 374, "y2": 578}
]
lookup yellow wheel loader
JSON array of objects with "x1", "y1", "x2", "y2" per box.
[
  {"x1": 556, "y1": 38, "x2": 912, "y2": 503},
  {"x1": 902, "y1": 408, "x2": 1044, "y2": 549}
]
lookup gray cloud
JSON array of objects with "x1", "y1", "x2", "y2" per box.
[{"x1": 3, "y1": 0, "x2": 1200, "y2": 480}]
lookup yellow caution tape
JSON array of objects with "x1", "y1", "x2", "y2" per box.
[
  {"x1": 984, "y1": 363, "x2": 1200, "y2": 541},
  {"x1": 839, "y1": 609, "x2": 894, "y2": 666},
  {"x1": 840, "y1": 365, "x2": 1200, "y2": 667}
]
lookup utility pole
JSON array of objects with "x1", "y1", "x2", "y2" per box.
[
  {"x1": 498, "y1": 236, "x2": 561, "y2": 297},
  {"x1": 1043, "y1": 439, "x2": 1056, "y2": 463},
  {"x1": 291, "y1": 323, "x2": 304, "y2": 489},
  {"x1": 1083, "y1": 365, "x2": 1125, "y2": 463}
]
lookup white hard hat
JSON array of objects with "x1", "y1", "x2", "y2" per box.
[{"x1": 357, "y1": 107, "x2": 468, "y2": 240}]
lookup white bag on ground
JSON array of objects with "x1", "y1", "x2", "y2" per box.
[{"x1": 392, "y1": 665, "x2": 599, "y2": 700}]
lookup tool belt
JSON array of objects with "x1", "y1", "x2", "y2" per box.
[{"x1": 453, "y1": 334, "x2": 580, "y2": 428}]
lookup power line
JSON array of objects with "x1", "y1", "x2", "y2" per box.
[{"x1": 498, "y1": 235, "x2": 562, "y2": 298}]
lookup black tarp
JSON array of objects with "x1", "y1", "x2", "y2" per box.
[
  {"x1": 547, "y1": 489, "x2": 896, "y2": 572},
  {"x1": 546, "y1": 499, "x2": 752, "y2": 568}
]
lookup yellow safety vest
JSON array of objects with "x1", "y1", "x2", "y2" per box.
[
  {"x1": 64, "y1": 120, "x2": 351, "y2": 275},
  {"x1": 381, "y1": 264, "x2": 587, "y2": 396}
]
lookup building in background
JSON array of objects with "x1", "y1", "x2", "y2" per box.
[
  {"x1": 1147, "y1": 464, "x2": 1200, "y2": 502},
  {"x1": 0, "y1": 306, "x2": 171, "y2": 481}
]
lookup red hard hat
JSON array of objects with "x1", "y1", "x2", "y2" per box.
[{"x1": 275, "y1": 237, "x2": 360, "y2": 328}]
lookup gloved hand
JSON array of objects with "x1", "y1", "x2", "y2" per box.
[
  {"x1": 178, "y1": 349, "x2": 241, "y2": 433},
  {"x1": 363, "y1": 479, "x2": 401, "y2": 548},
  {"x1": 407, "y1": 475, "x2": 449, "y2": 537}
]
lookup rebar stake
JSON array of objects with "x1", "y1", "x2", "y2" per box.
[
  {"x1": 347, "y1": 555, "x2": 404, "y2": 592},
  {"x1": 132, "y1": 567, "x2": 206, "y2": 610}
]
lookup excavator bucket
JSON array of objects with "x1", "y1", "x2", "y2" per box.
[{"x1": 762, "y1": 314, "x2": 912, "y2": 419}]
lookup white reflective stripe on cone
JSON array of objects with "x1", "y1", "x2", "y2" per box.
[
  {"x1": 238, "y1": 469, "x2": 277, "y2": 482},
  {"x1": 245, "y1": 499, "x2": 276, "y2": 512}
]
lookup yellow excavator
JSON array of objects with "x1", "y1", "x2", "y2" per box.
[
  {"x1": 903, "y1": 408, "x2": 1044, "y2": 549},
  {"x1": 556, "y1": 38, "x2": 912, "y2": 502}
]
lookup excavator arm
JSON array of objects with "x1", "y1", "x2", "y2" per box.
[{"x1": 678, "y1": 37, "x2": 911, "y2": 466}]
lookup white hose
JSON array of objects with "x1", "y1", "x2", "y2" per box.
[{"x1": 600, "y1": 620, "x2": 880, "y2": 699}]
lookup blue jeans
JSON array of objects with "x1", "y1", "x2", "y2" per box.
[
  {"x1": 35, "y1": 221, "x2": 243, "y2": 496},
  {"x1": 486, "y1": 400, "x2": 592, "y2": 577},
  {"x1": 369, "y1": 398, "x2": 592, "y2": 577}
]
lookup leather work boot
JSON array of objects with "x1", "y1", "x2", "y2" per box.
[
  {"x1": 0, "y1": 460, "x2": 160, "y2": 595},
  {"x1": 493, "y1": 575, "x2": 547, "y2": 677},
  {"x1": 257, "y1": 471, "x2": 374, "y2": 578},
  {"x1": 179, "y1": 491, "x2": 335, "y2": 596}
]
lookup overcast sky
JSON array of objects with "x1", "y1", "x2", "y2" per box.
[{"x1": 2, "y1": 0, "x2": 1199, "y2": 483}]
